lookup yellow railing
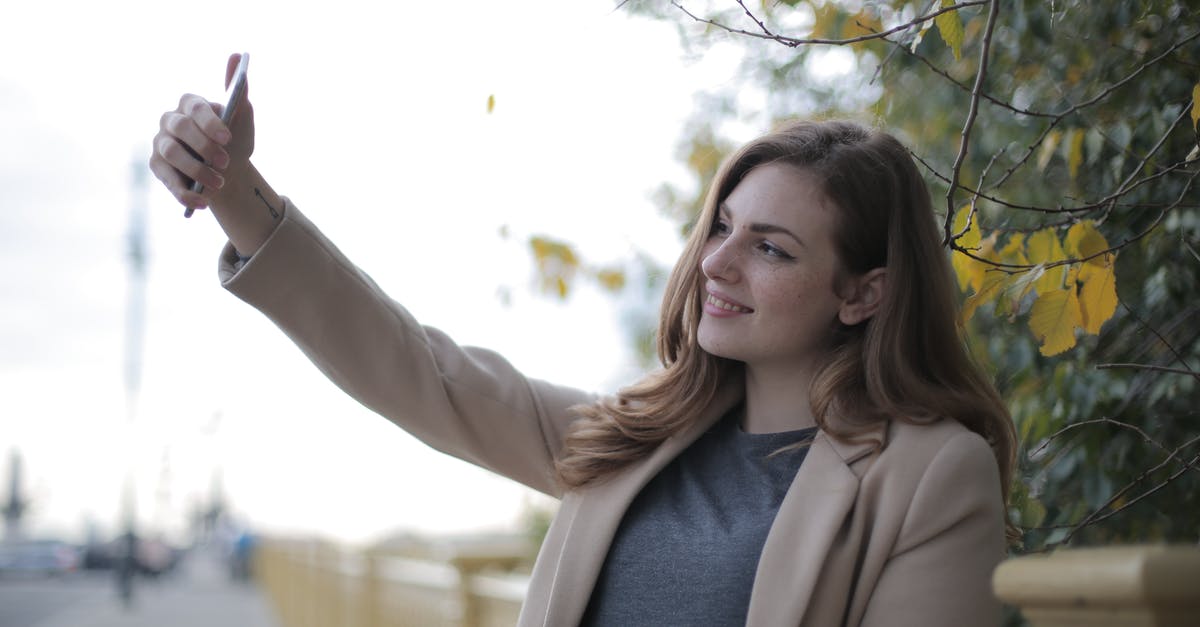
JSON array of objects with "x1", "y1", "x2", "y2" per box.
[
  {"x1": 994, "y1": 545, "x2": 1200, "y2": 627},
  {"x1": 256, "y1": 538, "x2": 1200, "y2": 626},
  {"x1": 254, "y1": 537, "x2": 530, "y2": 627}
]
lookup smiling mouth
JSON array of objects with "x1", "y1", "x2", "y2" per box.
[{"x1": 706, "y1": 294, "x2": 754, "y2": 313}]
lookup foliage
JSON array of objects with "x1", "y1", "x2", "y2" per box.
[{"x1": 529, "y1": 0, "x2": 1200, "y2": 565}]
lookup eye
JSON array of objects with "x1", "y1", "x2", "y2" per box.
[
  {"x1": 758, "y1": 241, "x2": 795, "y2": 260},
  {"x1": 709, "y1": 217, "x2": 731, "y2": 237}
]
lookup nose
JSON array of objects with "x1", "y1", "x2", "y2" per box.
[{"x1": 700, "y1": 239, "x2": 740, "y2": 282}]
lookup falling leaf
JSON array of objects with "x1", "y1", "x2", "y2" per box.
[
  {"x1": 595, "y1": 269, "x2": 627, "y2": 293},
  {"x1": 935, "y1": 0, "x2": 964, "y2": 61},
  {"x1": 1192, "y1": 83, "x2": 1200, "y2": 130},
  {"x1": 1037, "y1": 130, "x2": 1063, "y2": 171},
  {"x1": 1029, "y1": 288, "x2": 1083, "y2": 356},
  {"x1": 487, "y1": 94, "x2": 496, "y2": 114},
  {"x1": 1065, "y1": 128, "x2": 1085, "y2": 180}
]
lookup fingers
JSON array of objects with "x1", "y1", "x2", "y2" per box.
[
  {"x1": 178, "y1": 92, "x2": 233, "y2": 147},
  {"x1": 149, "y1": 132, "x2": 222, "y2": 209},
  {"x1": 149, "y1": 93, "x2": 232, "y2": 208}
]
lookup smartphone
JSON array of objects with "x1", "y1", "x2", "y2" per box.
[{"x1": 185, "y1": 53, "x2": 250, "y2": 217}]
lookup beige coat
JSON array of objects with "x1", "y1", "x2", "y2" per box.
[{"x1": 220, "y1": 202, "x2": 1006, "y2": 626}]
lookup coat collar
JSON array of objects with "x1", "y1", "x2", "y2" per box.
[{"x1": 534, "y1": 380, "x2": 887, "y2": 627}]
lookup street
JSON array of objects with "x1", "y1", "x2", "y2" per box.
[{"x1": 0, "y1": 549, "x2": 277, "y2": 627}]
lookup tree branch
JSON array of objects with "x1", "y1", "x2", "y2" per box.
[
  {"x1": 943, "y1": 0, "x2": 1001, "y2": 246},
  {"x1": 1097, "y1": 362, "x2": 1200, "y2": 379},
  {"x1": 670, "y1": 0, "x2": 987, "y2": 48}
]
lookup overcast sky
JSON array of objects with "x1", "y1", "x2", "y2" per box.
[{"x1": 0, "y1": 1, "x2": 762, "y2": 544}]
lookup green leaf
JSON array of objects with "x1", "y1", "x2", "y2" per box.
[{"x1": 935, "y1": 0, "x2": 965, "y2": 61}]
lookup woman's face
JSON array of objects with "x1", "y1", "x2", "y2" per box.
[{"x1": 696, "y1": 163, "x2": 847, "y2": 377}]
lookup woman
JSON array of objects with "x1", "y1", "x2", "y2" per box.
[{"x1": 150, "y1": 54, "x2": 1016, "y2": 626}]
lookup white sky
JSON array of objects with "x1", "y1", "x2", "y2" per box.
[{"x1": 0, "y1": 1, "x2": 749, "y2": 545}]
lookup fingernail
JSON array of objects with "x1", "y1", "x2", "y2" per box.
[
  {"x1": 213, "y1": 152, "x2": 230, "y2": 169},
  {"x1": 215, "y1": 130, "x2": 232, "y2": 145},
  {"x1": 214, "y1": 174, "x2": 226, "y2": 189}
]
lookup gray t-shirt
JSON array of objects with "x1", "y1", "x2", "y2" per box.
[{"x1": 581, "y1": 408, "x2": 816, "y2": 626}]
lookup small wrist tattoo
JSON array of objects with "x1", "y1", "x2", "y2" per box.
[{"x1": 254, "y1": 187, "x2": 281, "y2": 219}]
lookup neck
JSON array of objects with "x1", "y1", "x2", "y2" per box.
[{"x1": 740, "y1": 364, "x2": 818, "y2": 434}]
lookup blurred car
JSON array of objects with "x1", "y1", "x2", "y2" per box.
[
  {"x1": 80, "y1": 535, "x2": 183, "y2": 576},
  {"x1": 0, "y1": 540, "x2": 81, "y2": 577}
]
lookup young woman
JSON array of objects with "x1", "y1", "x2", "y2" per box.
[{"x1": 150, "y1": 54, "x2": 1016, "y2": 626}]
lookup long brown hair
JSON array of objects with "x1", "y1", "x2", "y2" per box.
[{"x1": 555, "y1": 120, "x2": 1016, "y2": 530}]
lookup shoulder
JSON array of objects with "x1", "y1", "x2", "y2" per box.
[
  {"x1": 863, "y1": 418, "x2": 1004, "y2": 548},
  {"x1": 883, "y1": 418, "x2": 992, "y2": 470},
  {"x1": 866, "y1": 418, "x2": 1000, "y2": 499}
]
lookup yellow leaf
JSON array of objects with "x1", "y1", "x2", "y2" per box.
[
  {"x1": 1027, "y1": 228, "x2": 1066, "y2": 293},
  {"x1": 1002, "y1": 264, "x2": 1043, "y2": 316},
  {"x1": 962, "y1": 266, "x2": 1010, "y2": 322},
  {"x1": 1078, "y1": 260, "x2": 1118, "y2": 334},
  {"x1": 1065, "y1": 128, "x2": 1084, "y2": 180},
  {"x1": 555, "y1": 276, "x2": 568, "y2": 299},
  {"x1": 595, "y1": 269, "x2": 626, "y2": 293},
  {"x1": 487, "y1": 94, "x2": 495, "y2": 114},
  {"x1": 842, "y1": 8, "x2": 883, "y2": 41},
  {"x1": 1037, "y1": 130, "x2": 1063, "y2": 171},
  {"x1": 952, "y1": 248, "x2": 983, "y2": 293},
  {"x1": 952, "y1": 204, "x2": 981, "y2": 248},
  {"x1": 1029, "y1": 288, "x2": 1082, "y2": 356},
  {"x1": 1064, "y1": 220, "x2": 1110, "y2": 263},
  {"x1": 997, "y1": 233, "x2": 1029, "y2": 265},
  {"x1": 950, "y1": 206, "x2": 984, "y2": 291},
  {"x1": 935, "y1": 0, "x2": 964, "y2": 61},
  {"x1": 811, "y1": 2, "x2": 839, "y2": 39},
  {"x1": 1192, "y1": 83, "x2": 1200, "y2": 130}
]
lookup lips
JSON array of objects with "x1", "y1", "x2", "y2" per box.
[{"x1": 705, "y1": 291, "x2": 754, "y2": 313}]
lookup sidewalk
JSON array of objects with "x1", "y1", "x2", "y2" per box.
[{"x1": 29, "y1": 549, "x2": 279, "y2": 627}]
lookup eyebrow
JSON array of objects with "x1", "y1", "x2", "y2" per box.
[{"x1": 718, "y1": 203, "x2": 806, "y2": 248}]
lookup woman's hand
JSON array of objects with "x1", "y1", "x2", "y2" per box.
[{"x1": 149, "y1": 53, "x2": 255, "y2": 212}]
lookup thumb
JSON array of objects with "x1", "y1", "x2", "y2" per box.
[{"x1": 224, "y1": 52, "x2": 249, "y2": 99}]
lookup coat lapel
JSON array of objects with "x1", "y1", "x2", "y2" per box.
[
  {"x1": 745, "y1": 427, "x2": 883, "y2": 626},
  {"x1": 537, "y1": 382, "x2": 743, "y2": 626}
]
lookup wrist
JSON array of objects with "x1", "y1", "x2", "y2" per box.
[{"x1": 208, "y1": 161, "x2": 284, "y2": 256}]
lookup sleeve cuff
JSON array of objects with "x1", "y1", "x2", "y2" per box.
[{"x1": 216, "y1": 196, "x2": 293, "y2": 283}]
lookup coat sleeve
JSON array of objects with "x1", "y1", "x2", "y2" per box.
[
  {"x1": 218, "y1": 199, "x2": 596, "y2": 497},
  {"x1": 858, "y1": 430, "x2": 1006, "y2": 627}
]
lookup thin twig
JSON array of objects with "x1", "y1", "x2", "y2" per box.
[
  {"x1": 1117, "y1": 298, "x2": 1197, "y2": 373},
  {"x1": 986, "y1": 30, "x2": 1200, "y2": 191},
  {"x1": 943, "y1": 0, "x2": 1001, "y2": 246},
  {"x1": 1057, "y1": 447, "x2": 1200, "y2": 545},
  {"x1": 670, "y1": 0, "x2": 987, "y2": 47},
  {"x1": 1097, "y1": 362, "x2": 1200, "y2": 378},
  {"x1": 1030, "y1": 418, "x2": 1200, "y2": 474}
]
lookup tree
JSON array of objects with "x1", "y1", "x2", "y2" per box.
[{"x1": 533, "y1": 0, "x2": 1200, "y2": 556}]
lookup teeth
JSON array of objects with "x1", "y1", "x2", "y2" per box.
[{"x1": 707, "y1": 294, "x2": 752, "y2": 313}]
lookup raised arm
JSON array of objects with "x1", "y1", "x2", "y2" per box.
[{"x1": 147, "y1": 55, "x2": 594, "y2": 496}]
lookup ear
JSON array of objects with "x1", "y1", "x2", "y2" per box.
[{"x1": 838, "y1": 267, "x2": 887, "y2": 326}]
